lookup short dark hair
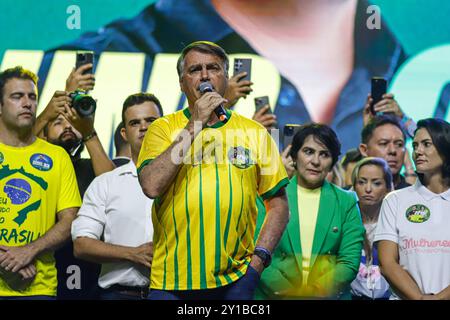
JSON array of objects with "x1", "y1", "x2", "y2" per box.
[
  {"x1": 114, "y1": 122, "x2": 128, "y2": 155},
  {"x1": 415, "y1": 118, "x2": 450, "y2": 180},
  {"x1": 176, "y1": 41, "x2": 229, "y2": 78},
  {"x1": 352, "y1": 157, "x2": 393, "y2": 191},
  {"x1": 122, "y1": 93, "x2": 163, "y2": 125},
  {"x1": 341, "y1": 148, "x2": 363, "y2": 169},
  {"x1": 361, "y1": 115, "x2": 406, "y2": 144},
  {"x1": 0, "y1": 66, "x2": 38, "y2": 104},
  {"x1": 289, "y1": 123, "x2": 341, "y2": 167}
]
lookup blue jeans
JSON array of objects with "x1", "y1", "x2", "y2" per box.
[{"x1": 148, "y1": 265, "x2": 260, "y2": 300}]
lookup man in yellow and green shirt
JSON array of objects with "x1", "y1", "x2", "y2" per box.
[
  {"x1": 0, "y1": 66, "x2": 81, "y2": 298},
  {"x1": 138, "y1": 41, "x2": 289, "y2": 299}
]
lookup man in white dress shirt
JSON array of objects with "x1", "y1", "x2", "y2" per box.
[{"x1": 71, "y1": 93, "x2": 163, "y2": 300}]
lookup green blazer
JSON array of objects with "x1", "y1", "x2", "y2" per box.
[{"x1": 255, "y1": 177, "x2": 365, "y2": 300}]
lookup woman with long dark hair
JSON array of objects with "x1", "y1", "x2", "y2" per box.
[{"x1": 375, "y1": 118, "x2": 450, "y2": 300}]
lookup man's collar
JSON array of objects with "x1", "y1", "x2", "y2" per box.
[
  {"x1": 69, "y1": 141, "x2": 84, "y2": 160},
  {"x1": 183, "y1": 107, "x2": 231, "y2": 128},
  {"x1": 118, "y1": 160, "x2": 138, "y2": 177}
]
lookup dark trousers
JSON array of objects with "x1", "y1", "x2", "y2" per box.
[
  {"x1": 148, "y1": 265, "x2": 260, "y2": 300},
  {"x1": 100, "y1": 290, "x2": 146, "y2": 300},
  {"x1": 99, "y1": 284, "x2": 149, "y2": 300}
]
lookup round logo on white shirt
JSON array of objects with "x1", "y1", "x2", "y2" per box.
[{"x1": 405, "y1": 204, "x2": 430, "y2": 223}]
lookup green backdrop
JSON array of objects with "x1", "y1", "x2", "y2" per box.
[{"x1": 0, "y1": 0, "x2": 153, "y2": 61}]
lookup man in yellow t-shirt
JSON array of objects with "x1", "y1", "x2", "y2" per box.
[
  {"x1": 137, "y1": 41, "x2": 289, "y2": 300},
  {"x1": 0, "y1": 66, "x2": 81, "y2": 299}
]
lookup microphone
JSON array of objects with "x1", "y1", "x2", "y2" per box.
[{"x1": 198, "y1": 82, "x2": 228, "y2": 123}]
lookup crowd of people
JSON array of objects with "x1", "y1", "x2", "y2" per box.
[{"x1": 0, "y1": 40, "x2": 449, "y2": 300}]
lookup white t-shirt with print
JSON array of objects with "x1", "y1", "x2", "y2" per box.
[
  {"x1": 374, "y1": 180, "x2": 450, "y2": 299},
  {"x1": 351, "y1": 222, "x2": 391, "y2": 299}
]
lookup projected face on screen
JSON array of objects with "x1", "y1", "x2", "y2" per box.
[{"x1": 2, "y1": 0, "x2": 450, "y2": 159}]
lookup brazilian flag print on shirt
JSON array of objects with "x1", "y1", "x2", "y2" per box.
[
  {"x1": 137, "y1": 108, "x2": 289, "y2": 291},
  {"x1": 0, "y1": 138, "x2": 81, "y2": 296}
]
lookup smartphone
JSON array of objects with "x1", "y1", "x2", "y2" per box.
[
  {"x1": 371, "y1": 77, "x2": 387, "y2": 115},
  {"x1": 283, "y1": 124, "x2": 301, "y2": 149},
  {"x1": 254, "y1": 96, "x2": 272, "y2": 115},
  {"x1": 76, "y1": 52, "x2": 94, "y2": 75},
  {"x1": 233, "y1": 58, "x2": 252, "y2": 82}
]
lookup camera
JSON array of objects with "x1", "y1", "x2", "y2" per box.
[{"x1": 69, "y1": 90, "x2": 96, "y2": 117}]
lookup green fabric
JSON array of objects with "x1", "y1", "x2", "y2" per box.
[
  {"x1": 182, "y1": 107, "x2": 232, "y2": 128},
  {"x1": 260, "y1": 177, "x2": 290, "y2": 200},
  {"x1": 136, "y1": 158, "x2": 153, "y2": 175},
  {"x1": 255, "y1": 176, "x2": 365, "y2": 300}
]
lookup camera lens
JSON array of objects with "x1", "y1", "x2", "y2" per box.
[
  {"x1": 78, "y1": 98, "x2": 92, "y2": 111},
  {"x1": 70, "y1": 92, "x2": 96, "y2": 117}
]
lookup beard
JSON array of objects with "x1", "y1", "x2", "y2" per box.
[{"x1": 48, "y1": 132, "x2": 82, "y2": 154}]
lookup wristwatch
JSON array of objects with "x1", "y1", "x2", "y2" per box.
[
  {"x1": 82, "y1": 130, "x2": 97, "y2": 142},
  {"x1": 254, "y1": 246, "x2": 272, "y2": 268}
]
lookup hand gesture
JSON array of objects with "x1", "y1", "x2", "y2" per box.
[
  {"x1": 65, "y1": 64, "x2": 95, "y2": 92},
  {"x1": 281, "y1": 145, "x2": 295, "y2": 179},
  {"x1": 0, "y1": 245, "x2": 37, "y2": 273},
  {"x1": 224, "y1": 72, "x2": 253, "y2": 108},
  {"x1": 63, "y1": 104, "x2": 95, "y2": 139},
  {"x1": 42, "y1": 91, "x2": 71, "y2": 122},
  {"x1": 363, "y1": 93, "x2": 404, "y2": 126},
  {"x1": 252, "y1": 105, "x2": 277, "y2": 130},
  {"x1": 192, "y1": 92, "x2": 228, "y2": 127},
  {"x1": 129, "y1": 242, "x2": 153, "y2": 268}
]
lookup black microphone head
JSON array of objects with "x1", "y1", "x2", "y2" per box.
[{"x1": 199, "y1": 81, "x2": 214, "y2": 94}]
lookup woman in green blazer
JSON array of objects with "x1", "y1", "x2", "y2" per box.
[{"x1": 256, "y1": 123, "x2": 365, "y2": 299}]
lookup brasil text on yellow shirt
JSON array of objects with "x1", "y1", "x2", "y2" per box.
[{"x1": 0, "y1": 138, "x2": 81, "y2": 296}]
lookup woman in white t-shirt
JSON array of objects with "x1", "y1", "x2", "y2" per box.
[
  {"x1": 375, "y1": 118, "x2": 450, "y2": 300},
  {"x1": 350, "y1": 157, "x2": 393, "y2": 300}
]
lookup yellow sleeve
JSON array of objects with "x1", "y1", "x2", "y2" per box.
[
  {"x1": 137, "y1": 117, "x2": 172, "y2": 174},
  {"x1": 257, "y1": 130, "x2": 289, "y2": 200},
  {"x1": 57, "y1": 150, "x2": 82, "y2": 212}
]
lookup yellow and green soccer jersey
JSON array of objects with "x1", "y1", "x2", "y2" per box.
[
  {"x1": 0, "y1": 138, "x2": 81, "y2": 296},
  {"x1": 137, "y1": 108, "x2": 289, "y2": 290}
]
